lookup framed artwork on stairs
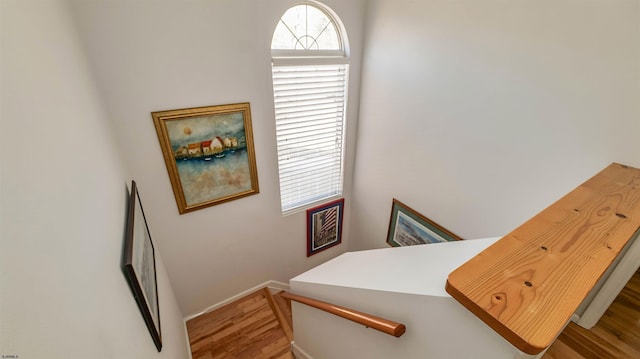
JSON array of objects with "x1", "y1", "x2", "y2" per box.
[
  {"x1": 122, "y1": 180, "x2": 162, "y2": 351},
  {"x1": 386, "y1": 198, "x2": 461, "y2": 247},
  {"x1": 152, "y1": 102, "x2": 259, "y2": 214},
  {"x1": 307, "y1": 198, "x2": 344, "y2": 256}
]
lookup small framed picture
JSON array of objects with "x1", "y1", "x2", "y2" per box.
[
  {"x1": 307, "y1": 198, "x2": 344, "y2": 256},
  {"x1": 122, "y1": 180, "x2": 162, "y2": 351},
  {"x1": 386, "y1": 199, "x2": 462, "y2": 247}
]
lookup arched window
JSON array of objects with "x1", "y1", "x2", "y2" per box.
[{"x1": 271, "y1": 2, "x2": 349, "y2": 213}]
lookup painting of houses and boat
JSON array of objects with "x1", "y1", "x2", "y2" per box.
[
  {"x1": 175, "y1": 136, "x2": 241, "y2": 161},
  {"x1": 152, "y1": 103, "x2": 259, "y2": 214}
]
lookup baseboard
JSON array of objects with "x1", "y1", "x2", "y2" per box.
[
  {"x1": 267, "y1": 280, "x2": 291, "y2": 293},
  {"x1": 291, "y1": 341, "x2": 314, "y2": 359},
  {"x1": 184, "y1": 280, "x2": 291, "y2": 321}
]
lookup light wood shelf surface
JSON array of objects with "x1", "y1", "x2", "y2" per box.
[{"x1": 446, "y1": 163, "x2": 640, "y2": 355}]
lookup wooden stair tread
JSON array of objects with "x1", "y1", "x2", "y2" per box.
[{"x1": 446, "y1": 163, "x2": 640, "y2": 354}]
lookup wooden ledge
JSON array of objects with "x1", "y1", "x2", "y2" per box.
[{"x1": 446, "y1": 163, "x2": 640, "y2": 355}]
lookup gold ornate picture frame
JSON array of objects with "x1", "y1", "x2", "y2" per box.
[{"x1": 152, "y1": 103, "x2": 259, "y2": 214}]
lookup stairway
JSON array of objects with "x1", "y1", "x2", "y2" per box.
[
  {"x1": 186, "y1": 288, "x2": 294, "y2": 359},
  {"x1": 183, "y1": 272, "x2": 640, "y2": 359},
  {"x1": 286, "y1": 163, "x2": 640, "y2": 359}
]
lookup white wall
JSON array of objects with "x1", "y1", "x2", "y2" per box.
[
  {"x1": 0, "y1": 1, "x2": 189, "y2": 357},
  {"x1": 352, "y1": 0, "x2": 640, "y2": 250},
  {"x1": 69, "y1": 0, "x2": 366, "y2": 316},
  {"x1": 289, "y1": 238, "x2": 534, "y2": 359}
]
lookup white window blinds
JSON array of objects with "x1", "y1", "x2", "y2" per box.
[{"x1": 272, "y1": 63, "x2": 348, "y2": 212}]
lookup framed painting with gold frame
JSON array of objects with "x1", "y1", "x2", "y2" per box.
[{"x1": 152, "y1": 103, "x2": 259, "y2": 214}]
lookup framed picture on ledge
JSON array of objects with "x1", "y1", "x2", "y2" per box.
[
  {"x1": 386, "y1": 198, "x2": 462, "y2": 247},
  {"x1": 122, "y1": 180, "x2": 162, "y2": 351},
  {"x1": 307, "y1": 198, "x2": 344, "y2": 257}
]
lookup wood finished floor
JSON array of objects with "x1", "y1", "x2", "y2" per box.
[
  {"x1": 187, "y1": 270, "x2": 639, "y2": 359},
  {"x1": 542, "y1": 269, "x2": 640, "y2": 359},
  {"x1": 186, "y1": 288, "x2": 294, "y2": 359}
]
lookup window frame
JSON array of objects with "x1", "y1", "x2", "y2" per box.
[{"x1": 271, "y1": 2, "x2": 350, "y2": 215}]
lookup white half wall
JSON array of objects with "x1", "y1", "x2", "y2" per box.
[
  {"x1": 352, "y1": 0, "x2": 640, "y2": 250},
  {"x1": 69, "y1": 0, "x2": 366, "y2": 317},
  {"x1": 0, "y1": 1, "x2": 189, "y2": 357},
  {"x1": 289, "y1": 238, "x2": 537, "y2": 359}
]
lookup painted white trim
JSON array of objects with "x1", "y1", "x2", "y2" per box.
[
  {"x1": 272, "y1": 56, "x2": 349, "y2": 66},
  {"x1": 183, "y1": 280, "x2": 291, "y2": 321},
  {"x1": 577, "y1": 228, "x2": 640, "y2": 329},
  {"x1": 291, "y1": 341, "x2": 314, "y2": 359},
  {"x1": 267, "y1": 280, "x2": 291, "y2": 293}
]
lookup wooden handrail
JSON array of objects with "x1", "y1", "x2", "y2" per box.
[
  {"x1": 281, "y1": 292, "x2": 406, "y2": 338},
  {"x1": 446, "y1": 163, "x2": 640, "y2": 355}
]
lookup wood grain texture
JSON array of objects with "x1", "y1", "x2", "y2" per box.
[
  {"x1": 273, "y1": 291, "x2": 293, "y2": 334},
  {"x1": 183, "y1": 273, "x2": 638, "y2": 358},
  {"x1": 264, "y1": 288, "x2": 293, "y2": 342},
  {"x1": 281, "y1": 292, "x2": 406, "y2": 337},
  {"x1": 543, "y1": 269, "x2": 640, "y2": 359},
  {"x1": 446, "y1": 163, "x2": 640, "y2": 354},
  {"x1": 186, "y1": 289, "x2": 293, "y2": 359}
]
